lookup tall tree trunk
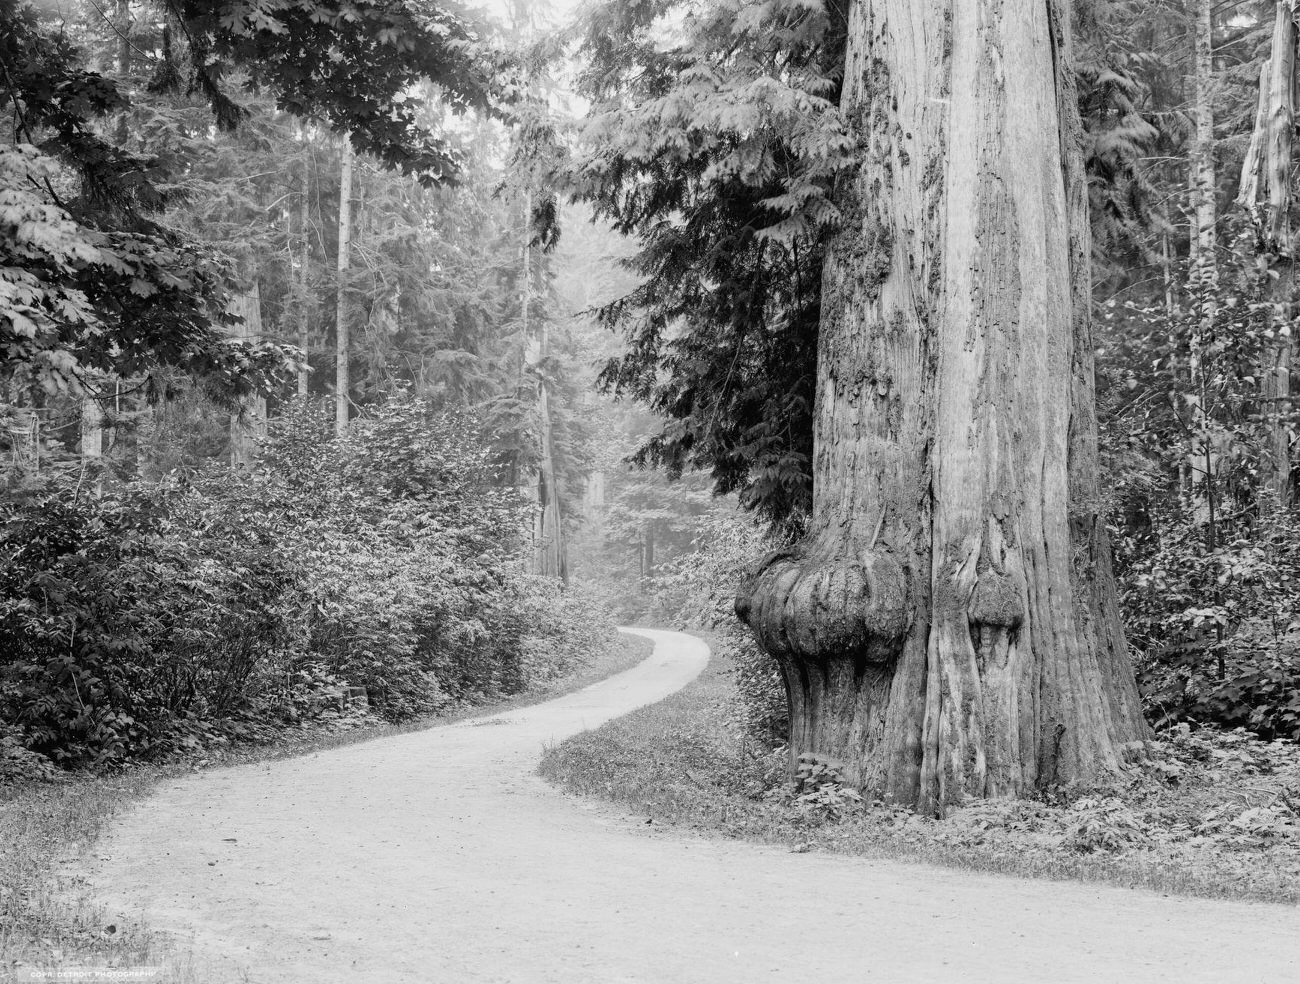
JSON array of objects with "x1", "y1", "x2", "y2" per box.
[
  {"x1": 736, "y1": 0, "x2": 1149, "y2": 814},
  {"x1": 335, "y1": 137, "x2": 354, "y2": 438},
  {"x1": 1262, "y1": 316, "x2": 1293, "y2": 506},
  {"x1": 1186, "y1": 0, "x2": 1217, "y2": 513},
  {"x1": 298, "y1": 157, "x2": 312, "y2": 398},
  {"x1": 113, "y1": 0, "x2": 131, "y2": 144},
  {"x1": 229, "y1": 285, "x2": 267, "y2": 469},
  {"x1": 1239, "y1": 1, "x2": 1296, "y2": 508},
  {"x1": 92, "y1": 1, "x2": 129, "y2": 470},
  {"x1": 519, "y1": 189, "x2": 567, "y2": 580}
]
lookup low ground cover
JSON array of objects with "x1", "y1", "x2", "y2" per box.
[{"x1": 539, "y1": 642, "x2": 1300, "y2": 905}]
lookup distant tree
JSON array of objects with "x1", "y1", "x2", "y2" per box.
[
  {"x1": 566, "y1": 0, "x2": 850, "y2": 531},
  {"x1": 0, "y1": 0, "x2": 507, "y2": 400}
]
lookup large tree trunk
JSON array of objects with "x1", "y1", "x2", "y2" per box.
[{"x1": 736, "y1": 0, "x2": 1149, "y2": 814}]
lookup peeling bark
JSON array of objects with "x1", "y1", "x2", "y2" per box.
[{"x1": 737, "y1": 0, "x2": 1150, "y2": 813}]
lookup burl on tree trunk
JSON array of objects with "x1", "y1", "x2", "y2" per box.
[{"x1": 735, "y1": 0, "x2": 1150, "y2": 814}]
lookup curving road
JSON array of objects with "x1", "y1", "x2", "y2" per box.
[{"x1": 88, "y1": 628, "x2": 1299, "y2": 983}]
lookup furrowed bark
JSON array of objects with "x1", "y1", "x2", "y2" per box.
[{"x1": 738, "y1": 0, "x2": 1150, "y2": 813}]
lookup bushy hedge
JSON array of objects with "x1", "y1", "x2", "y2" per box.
[
  {"x1": 0, "y1": 399, "x2": 615, "y2": 770},
  {"x1": 1119, "y1": 503, "x2": 1300, "y2": 740}
]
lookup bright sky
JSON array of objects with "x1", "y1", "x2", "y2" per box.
[{"x1": 473, "y1": 0, "x2": 589, "y2": 33}]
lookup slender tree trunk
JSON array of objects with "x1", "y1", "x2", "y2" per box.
[
  {"x1": 89, "y1": 1, "x2": 129, "y2": 472},
  {"x1": 229, "y1": 285, "x2": 267, "y2": 469},
  {"x1": 80, "y1": 385, "x2": 103, "y2": 460},
  {"x1": 1262, "y1": 2, "x2": 1295, "y2": 507},
  {"x1": 113, "y1": 0, "x2": 131, "y2": 145},
  {"x1": 1189, "y1": 0, "x2": 1217, "y2": 284},
  {"x1": 737, "y1": 0, "x2": 1149, "y2": 814},
  {"x1": 135, "y1": 396, "x2": 155, "y2": 481},
  {"x1": 335, "y1": 137, "x2": 354, "y2": 438},
  {"x1": 1262, "y1": 324, "x2": 1293, "y2": 506},
  {"x1": 519, "y1": 188, "x2": 567, "y2": 580},
  {"x1": 1186, "y1": 0, "x2": 1217, "y2": 513},
  {"x1": 298, "y1": 156, "x2": 312, "y2": 398}
]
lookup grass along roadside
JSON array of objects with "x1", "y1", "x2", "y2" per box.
[
  {"x1": 538, "y1": 639, "x2": 1300, "y2": 906},
  {"x1": 0, "y1": 630, "x2": 654, "y2": 982}
]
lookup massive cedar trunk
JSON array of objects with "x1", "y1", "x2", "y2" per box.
[{"x1": 736, "y1": 0, "x2": 1149, "y2": 813}]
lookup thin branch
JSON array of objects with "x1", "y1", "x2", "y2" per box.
[{"x1": 84, "y1": 0, "x2": 153, "y2": 63}]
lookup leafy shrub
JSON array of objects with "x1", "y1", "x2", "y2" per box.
[
  {"x1": 651, "y1": 513, "x2": 790, "y2": 744},
  {"x1": 0, "y1": 397, "x2": 615, "y2": 771},
  {"x1": 0, "y1": 724, "x2": 56, "y2": 783},
  {"x1": 1121, "y1": 503, "x2": 1300, "y2": 739},
  {"x1": 0, "y1": 486, "x2": 304, "y2": 764},
  {"x1": 788, "y1": 755, "x2": 863, "y2": 823}
]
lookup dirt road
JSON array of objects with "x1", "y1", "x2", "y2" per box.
[{"x1": 89, "y1": 628, "x2": 1298, "y2": 983}]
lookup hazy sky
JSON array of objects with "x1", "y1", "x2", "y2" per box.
[{"x1": 474, "y1": 0, "x2": 588, "y2": 30}]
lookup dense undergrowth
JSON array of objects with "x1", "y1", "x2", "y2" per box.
[
  {"x1": 1120, "y1": 501, "x2": 1300, "y2": 740},
  {"x1": 0, "y1": 398, "x2": 616, "y2": 778},
  {"x1": 539, "y1": 647, "x2": 1300, "y2": 905}
]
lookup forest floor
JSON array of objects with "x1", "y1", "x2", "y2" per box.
[
  {"x1": 8, "y1": 629, "x2": 1295, "y2": 984},
  {"x1": 0, "y1": 631, "x2": 652, "y2": 983},
  {"x1": 542, "y1": 639, "x2": 1300, "y2": 908}
]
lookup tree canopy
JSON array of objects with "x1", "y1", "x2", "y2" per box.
[{"x1": 0, "y1": 0, "x2": 511, "y2": 397}]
